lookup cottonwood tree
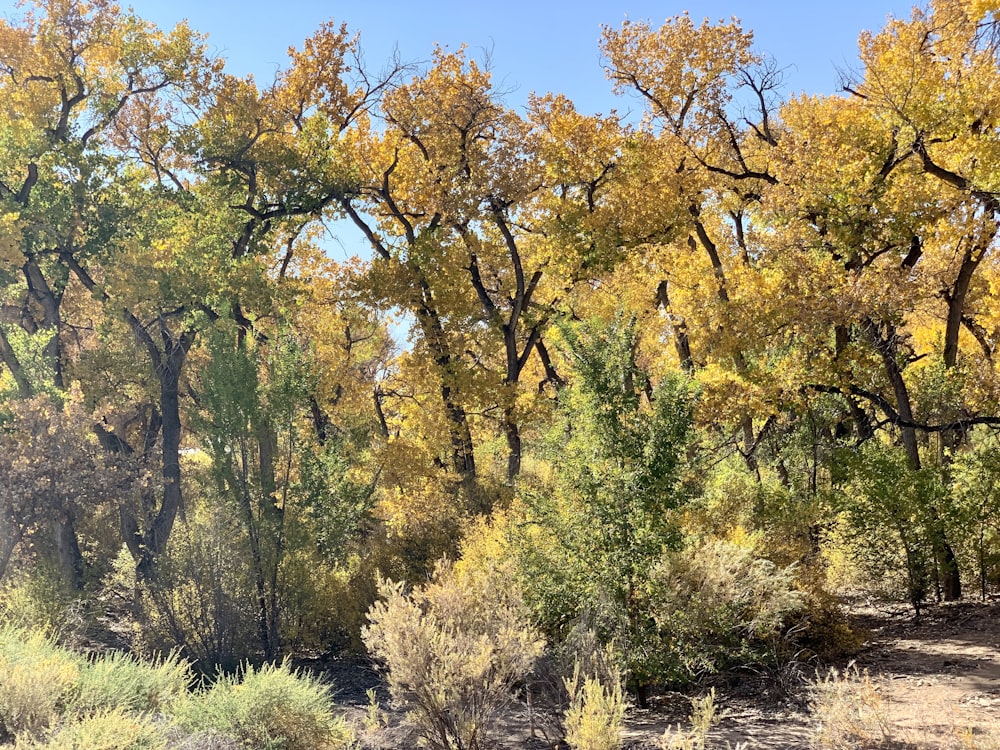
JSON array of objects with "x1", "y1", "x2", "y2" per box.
[{"x1": 341, "y1": 48, "x2": 625, "y2": 495}]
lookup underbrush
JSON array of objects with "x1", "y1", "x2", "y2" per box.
[{"x1": 0, "y1": 625, "x2": 355, "y2": 749}]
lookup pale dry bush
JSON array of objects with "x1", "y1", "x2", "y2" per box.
[
  {"x1": 647, "y1": 539, "x2": 804, "y2": 682},
  {"x1": 563, "y1": 659, "x2": 626, "y2": 750},
  {"x1": 14, "y1": 709, "x2": 167, "y2": 750},
  {"x1": 955, "y1": 728, "x2": 1000, "y2": 749},
  {"x1": 810, "y1": 664, "x2": 895, "y2": 749},
  {"x1": 0, "y1": 627, "x2": 80, "y2": 742},
  {"x1": 363, "y1": 559, "x2": 543, "y2": 750}
]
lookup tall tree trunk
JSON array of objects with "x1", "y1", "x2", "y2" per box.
[
  {"x1": 130, "y1": 331, "x2": 194, "y2": 582},
  {"x1": 656, "y1": 280, "x2": 694, "y2": 373},
  {"x1": 867, "y1": 320, "x2": 961, "y2": 600},
  {"x1": 67, "y1": 253, "x2": 196, "y2": 581},
  {"x1": 0, "y1": 327, "x2": 32, "y2": 398},
  {"x1": 414, "y1": 294, "x2": 477, "y2": 493},
  {"x1": 22, "y1": 256, "x2": 65, "y2": 388}
]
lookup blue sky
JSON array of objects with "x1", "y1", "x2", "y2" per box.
[{"x1": 125, "y1": 0, "x2": 918, "y2": 113}]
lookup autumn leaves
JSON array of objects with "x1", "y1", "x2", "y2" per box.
[{"x1": 0, "y1": 0, "x2": 999, "y2": 612}]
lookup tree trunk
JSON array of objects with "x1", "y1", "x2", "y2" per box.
[
  {"x1": 133, "y1": 330, "x2": 195, "y2": 581},
  {"x1": 414, "y1": 295, "x2": 477, "y2": 492},
  {"x1": 503, "y1": 409, "x2": 521, "y2": 482},
  {"x1": 22, "y1": 256, "x2": 65, "y2": 388},
  {"x1": 0, "y1": 327, "x2": 32, "y2": 398},
  {"x1": 52, "y1": 514, "x2": 84, "y2": 591},
  {"x1": 867, "y1": 320, "x2": 961, "y2": 601}
]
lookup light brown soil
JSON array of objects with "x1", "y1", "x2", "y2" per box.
[
  {"x1": 845, "y1": 599, "x2": 1000, "y2": 749},
  {"x1": 343, "y1": 599, "x2": 1000, "y2": 749}
]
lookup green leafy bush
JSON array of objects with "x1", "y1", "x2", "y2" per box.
[
  {"x1": 173, "y1": 661, "x2": 354, "y2": 750},
  {"x1": 510, "y1": 318, "x2": 700, "y2": 695},
  {"x1": 0, "y1": 567, "x2": 77, "y2": 638},
  {"x1": 138, "y1": 503, "x2": 257, "y2": 671}
]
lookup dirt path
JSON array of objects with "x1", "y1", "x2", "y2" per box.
[{"x1": 847, "y1": 600, "x2": 1000, "y2": 749}]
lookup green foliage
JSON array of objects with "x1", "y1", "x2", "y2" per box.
[
  {"x1": 0, "y1": 327, "x2": 59, "y2": 399},
  {"x1": 837, "y1": 442, "x2": 944, "y2": 608},
  {"x1": 0, "y1": 566, "x2": 77, "y2": 637},
  {"x1": 139, "y1": 503, "x2": 257, "y2": 671},
  {"x1": 173, "y1": 661, "x2": 355, "y2": 750},
  {"x1": 194, "y1": 326, "x2": 375, "y2": 660},
  {"x1": 514, "y1": 317, "x2": 699, "y2": 689},
  {"x1": 557, "y1": 316, "x2": 697, "y2": 537},
  {"x1": 70, "y1": 650, "x2": 191, "y2": 716},
  {"x1": 297, "y1": 435, "x2": 375, "y2": 562},
  {"x1": 363, "y1": 560, "x2": 544, "y2": 750},
  {"x1": 950, "y1": 435, "x2": 1000, "y2": 598}
]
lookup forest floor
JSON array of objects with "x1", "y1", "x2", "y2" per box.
[{"x1": 332, "y1": 598, "x2": 1000, "y2": 749}]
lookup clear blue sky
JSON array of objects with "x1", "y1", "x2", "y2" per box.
[{"x1": 122, "y1": 0, "x2": 917, "y2": 113}]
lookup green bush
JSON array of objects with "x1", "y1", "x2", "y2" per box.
[
  {"x1": 138, "y1": 503, "x2": 257, "y2": 671},
  {"x1": 0, "y1": 625, "x2": 352, "y2": 750},
  {"x1": 173, "y1": 661, "x2": 355, "y2": 750},
  {"x1": 71, "y1": 649, "x2": 191, "y2": 715},
  {"x1": 0, "y1": 567, "x2": 77, "y2": 638}
]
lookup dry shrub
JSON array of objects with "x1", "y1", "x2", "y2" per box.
[
  {"x1": 657, "y1": 690, "x2": 748, "y2": 750},
  {"x1": 15, "y1": 709, "x2": 167, "y2": 750},
  {"x1": 955, "y1": 728, "x2": 1000, "y2": 749},
  {"x1": 0, "y1": 627, "x2": 80, "y2": 742},
  {"x1": 810, "y1": 665, "x2": 895, "y2": 749},
  {"x1": 646, "y1": 539, "x2": 804, "y2": 682},
  {"x1": 363, "y1": 559, "x2": 543, "y2": 750},
  {"x1": 563, "y1": 660, "x2": 625, "y2": 750}
]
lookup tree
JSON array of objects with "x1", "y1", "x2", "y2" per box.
[
  {"x1": 0, "y1": 0, "x2": 215, "y2": 586},
  {"x1": 341, "y1": 48, "x2": 627, "y2": 496},
  {"x1": 601, "y1": 13, "x2": 787, "y2": 476},
  {"x1": 0, "y1": 390, "x2": 127, "y2": 587},
  {"x1": 514, "y1": 317, "x2": 698, "y2": 700}
]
